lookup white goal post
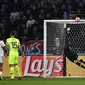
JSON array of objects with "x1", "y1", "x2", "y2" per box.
[{"x1": 44, "y1": 20, "x2": 85, "y2": 78}]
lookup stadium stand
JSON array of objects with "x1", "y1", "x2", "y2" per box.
[{"x1": 0, "y1": 0, "x2": 85, "y2": 41}]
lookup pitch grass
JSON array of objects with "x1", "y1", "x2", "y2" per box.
[{"x1": 0, "y1": 77, "x2": 85, "y2": 85}]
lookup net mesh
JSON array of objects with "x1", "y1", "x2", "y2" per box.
[
  {"x1": 46, "y1": 21, "x2": 85, "y2": 56},
  {"x1": 67, "y1": 24, "x2": 85, "y2": 55},
  {"x1": 47, "y1": 22, "x2": 65, "y2": 56}
]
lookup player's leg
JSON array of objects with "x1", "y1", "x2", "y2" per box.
[
  {"x1": 0, "y1": 63, "x2": 3, "y2": 80},
  {"x1": 9, "y1": 54, "x2": 15, "y2": 79},
  {"x1": 14, "y1": 64, "x2": 21, "y2": 80},
  {"x1": 0, "y1": 56, "x2": 3, "y2": 80},
  {"x1": 14, "y1": 53, "x2": 21, "y2": 79},
  {"x1": 9, "y1": 64, "x2": 14, "y2": 79}
]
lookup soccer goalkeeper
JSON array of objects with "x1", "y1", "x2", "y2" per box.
[
  {"x1": 6, "y1": 31, "x2": 23, "y2": 80},
  {"x1": 64, "y1": 27, "x2": 85, "y2": 69}
]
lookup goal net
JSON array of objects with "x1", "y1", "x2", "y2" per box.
[{"x1": 44, "y1": 20, "x2": 85, "y2": 78}]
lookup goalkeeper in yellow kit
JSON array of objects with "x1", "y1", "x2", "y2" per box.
[{"x1": 6, "y1": 31, "x2": 23, "y2": 80}]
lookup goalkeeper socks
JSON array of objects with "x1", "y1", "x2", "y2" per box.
[
  {"x1": 15, "y1": 65, "x2": 21, "y2": 77},
  {"x1": 10, "y1": 67, "x2": 14, "y2": 79}
]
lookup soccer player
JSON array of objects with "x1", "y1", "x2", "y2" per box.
[
  {"x1": 0, "y1": 33, "x2": 7, "y2": 80},
  {"x1": 6, "y1": 31, "x2": 23, "y2": 80},
  {"x1": 64, "y1": 27, "x2": 85, "y2": 69}
]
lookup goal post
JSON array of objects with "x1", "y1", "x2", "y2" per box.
[{"x1": 44, "y1": 20, "x2": 85, "y2": 78}]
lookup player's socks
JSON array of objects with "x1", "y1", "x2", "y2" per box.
[
  {"x1": 0, "y1": 71, "x2": 3, "y2": 80},
  {"x1": 15, "y1": 65, "x2": 21, "y2": 77},
  {"x1": 10, "y1": 67, "x2": 14, "y2": 79}
]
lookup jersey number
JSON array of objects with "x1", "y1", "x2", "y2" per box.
[{"x1": 11, "y1": 42, "x2": 18, "y2": 48}]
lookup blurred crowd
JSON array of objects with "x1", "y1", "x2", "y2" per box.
[{"x1": 0, "y1": 0, "x2": 85, "y2": 41}]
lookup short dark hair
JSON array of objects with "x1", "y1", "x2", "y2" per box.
[{"x1": 10, "y1": 31, "x2": 16, "y2": 36}]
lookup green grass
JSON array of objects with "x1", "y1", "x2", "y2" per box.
[{"x1": 0, "y1": 77, "x2": 85, "y2": 85}]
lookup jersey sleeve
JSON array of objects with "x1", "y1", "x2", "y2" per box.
[
  {"x1": 1, "y1": 40, "x2": 5, "y2": 47},
  {"x1": 18, "y1": 39, "x2": 20, "y2": 46}
]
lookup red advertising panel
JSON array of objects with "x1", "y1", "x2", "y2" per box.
[{"x1": 22, "y1": 56, "x2": 64, "y2": 77}]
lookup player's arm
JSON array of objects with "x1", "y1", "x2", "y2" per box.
[
  {"x1": 19, "y1": 45, "x2": 24, "y2": 57},
  {"x1": 2, "y1": 41, "x2": 8, "y2": 57},
  {"x1": 18, "y1": 40, "x2": 24, "y2": 57},
  {"x1": 5, "y1": 39, "x2": 9, "y2": 56},
  {"x1": 3, "y1": 46, "x2": 8, "y2": 57}
]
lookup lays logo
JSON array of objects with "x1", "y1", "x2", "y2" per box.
[{"x1": 22, "y1": 56, "x2": 64, "y2": 77}]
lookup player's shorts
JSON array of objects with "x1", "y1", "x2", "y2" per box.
[
  {"x1": 9, "y1": 51, "x2": 19, "y2": 64},
  {"x1": 0, "y1": 56, "x2": 4, "y2": 63}
]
